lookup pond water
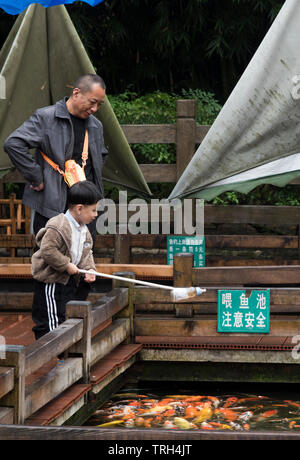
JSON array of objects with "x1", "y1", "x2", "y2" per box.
[{"x1": 86, "y1": 383, "x2": 300, "y2": 432}]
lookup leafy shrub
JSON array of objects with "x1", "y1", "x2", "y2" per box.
[
  {"x1": 108, "y1": 88, "x2": 222, "y2": 165},
  {"x1": 212, "y1": 185, "x2": 300, "y2": 206}
]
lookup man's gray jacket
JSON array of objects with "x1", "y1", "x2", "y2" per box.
[{"x1": 4, "y1": 97, "x2": 108, "y2": 218}]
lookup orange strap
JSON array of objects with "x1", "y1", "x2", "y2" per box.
[
  {"x1": 40, "y1": 151, "x2": 66, "y2": 177},
  {"x1": 40, "y1": 129, "x2": 89, "y2": 174},
  {"x1": 81, "y1": 129, "x2": 89, "y2": 170}
]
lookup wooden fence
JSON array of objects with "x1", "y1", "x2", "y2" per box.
[
  {"x1": 1, "y1": 204, "x2": 300, "y2": 267},
  {"x1": 0, "y1": 275, "x2": 141, "y2": 425},
  {"x1": 93, "y1": 204, "x2": 300, "y2": 266},
  {"x1": 0, "y1": 98, "x2": 300, "y2": 267}
]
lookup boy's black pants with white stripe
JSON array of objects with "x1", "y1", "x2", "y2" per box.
[{"x1": 32, "y1": 277, "x2": 77, "y2": 340}]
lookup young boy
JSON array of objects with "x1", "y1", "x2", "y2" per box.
[{"x1": 31, "y1": 180, "x2": 101, "y2": 340}]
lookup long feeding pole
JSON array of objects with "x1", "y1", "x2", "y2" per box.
[{"x1": 78, "y1": 269, "x2": 206, "y2": 302}]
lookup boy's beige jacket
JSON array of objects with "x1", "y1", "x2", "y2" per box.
[{"x1": 31, "y1": 213, "x2": 96, "y2": 284}]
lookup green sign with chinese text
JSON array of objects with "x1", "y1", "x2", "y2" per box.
[
  {"x1": 167, "y1": 236, "x2": 205, "y2": 267},
  {"x1": 217, "y1": 289, "x2": 270, "y2": 333}
]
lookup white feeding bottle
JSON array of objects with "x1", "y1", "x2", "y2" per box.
[{"x1": 171, "y1": 286, "x2": 206, "y2": 302}]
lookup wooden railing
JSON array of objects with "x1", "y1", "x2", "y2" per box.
[
  {"x1": 1, "y1": 204, "x2": 300, "y2": 266},
  {"x1": 0, "y1": 99, "x2": 300, "y2": 267},
  {"x1": 93, "y1": 204, "x2": 300, "y2": 266},
  {"x1": 0, "y1": 277, "x2": 137, "y2": 425},
  {"x1": 0, "y1": 194, "x2": 31, "y2": 258}
]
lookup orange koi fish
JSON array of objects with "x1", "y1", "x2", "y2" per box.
[
  {"x1": 284, "y1": 400, "x2": 300, "y2": 409},
  {"x1": 215, "y1": 408, "x2": 238, "y2": 422},
  {"x1": 223, "y1": 397, "x2": 238, "y2": 408},
  {"x1": 184, "y1": 396, "x2": 205, "y2": 403},
  {"x1": 157, "y1": 398, "x2": 175, "y2": 406},
  {"x1": 210, "y1": 422, "x2": 233, "y2": 430},
  {"x1": 185, "y1": 406, "x2": 201, "y2": 419},
  {"x1": 128, "y1": 401, "x2": 141, "y2": 406},
  {"x1": 135, "y1": 417, "x2": 145, "y2": 427},
  {"x1": 164, "y1": 409, "x2": 176, "y2": 417},
  {"x1": 256, "y1": 409, "x2": 278, "y2": 422}
]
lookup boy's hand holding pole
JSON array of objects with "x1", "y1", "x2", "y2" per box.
[
  {"x1": 83, "y1": 271, "x2": 96, "y2": 283},
  {"x1": 67, "y1": 263, "x2": 96, "y2": 283}
]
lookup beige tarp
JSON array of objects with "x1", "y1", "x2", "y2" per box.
[
  {"x1": 0, "y1": 4, "x2": 151, "y2": 196},
  {"x1": 169, "y1": 0, "x2": 300, "y2": 201}
]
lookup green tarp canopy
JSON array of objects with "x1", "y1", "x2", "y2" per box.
[
  {"x1": 0, "y1": 4, "x2": 151, "y2": 196},
  {"x1": 169, "y1": 0, "x2": 300, "y2": 201}
]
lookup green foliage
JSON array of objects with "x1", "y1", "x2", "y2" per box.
[
  {"x1": 212, "y1": 185, "x2": 300, "y2": 206},
  {"x1": 181, "y1": 88, "x2": 222, "y2": 124},
  {"x1": 108, "y1": 90, "x2": 178, "y2": 124},
  {"x1": 108, "y1": 90, "x2": 177, "y2": 165},
  {"x1": 108, "y1": 88, "x2": 222, "y2": 165}
]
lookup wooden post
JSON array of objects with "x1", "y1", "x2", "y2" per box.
[
  {"x1": 24, "y1": 206, "x2": 31, "y2": 235},
  {"x1": 176, "y1": 100, "x2": 197, "y2": 180},
  {"x1": 298, "y1": 225, "x2": 300, "y2": 263},
  {"x1": 66, "y1": 301, "x2": 92, "y2": 384},
  {"x1": 114, "y1": 224, "x2": 130, "y2": 264},
  {"x1": 173, "y1": 253, "x2": 194, "y2": 317},
  {"x1": 112, "y1": 271, "x2": 135, "y2": 343},
  {"x1": 0, "y1": 345, "x2": 26, "y2": 424}
]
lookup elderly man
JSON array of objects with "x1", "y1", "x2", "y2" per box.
[{"x1": 4, "y1": 73, "x2": 107, "y2": 298}]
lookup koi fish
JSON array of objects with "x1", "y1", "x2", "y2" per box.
[
  {"x1": 229, "y1": 422, "x2": 244, "y2": 431},
  {"x1": 96, "y1": 420, "x2": 124, "y2": 427},
  {"x1": 185, "y1": 406, "x2": 201, "y2": 419},
  {"x1": 200, "y1": 422, "x2": 214, "y2": 430},
  {"x1": 143, "y1": 419, "x2": 153, "y2": 428},
  {"x1": 223, "y1": 397, "x2": 238, "y2": 408},
  {"x1": 284, "y1": 400, "x2": 300, "y2": 409},
  {"x1": 193, "y1": 403, "x2": 213, "y2": 424},
  {"x1": 164, "y1": 409, "x2": 176, "y2": 417},
  {"x1": 184, "y1": 396, "x2": 206, "y2": 403},
  {"x1": 142, "y1": 399, "x2": 159, "y2": 404},
  {"x1": 139, "y1": 405, "x2": 172, "y2": 416},
  {"x1": 157, "y1": 398, "x2": 176, "y2": 405},
  {"x1": 256, "y1": 409, "x2": 278, "y2": 422},
  {"x1": 215, "y1": 408, "x2": 238, "y2": 422},
  {"x1": 134, "y1": 417, "x2": 145, "y2": 427},
  {"x1": 238, "y1": 411, "x2": 253, "y2": 422},
  {"x1": 124, "y1": 419, "x2": 135, "y2": 428},
  {"x1": 289, "y1": 421, "x2": 300, "y2": 429},
  {"x1": 163, "y1": 420, "x2": 176, "y2": 429},
  {"x1": 207, "y1": 396, "x2": 220, "y2": 407},
  {"x1": 93, "y1": 391, "x2": 300, "y2": 433},
  {"x1": 210, "y1": 422, "x2": 233, "y2": 430},
  {"x1": 173, "y1": 417, "x2": 193, "y2": 429}
]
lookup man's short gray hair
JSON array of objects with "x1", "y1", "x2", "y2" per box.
[{"x1": 74, "y1": 74, "x2": 106, "y2": 93}]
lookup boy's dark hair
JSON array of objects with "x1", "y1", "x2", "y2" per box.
[{"x1": 67, "y1": 181, "x2": 102, "y2": 206}]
